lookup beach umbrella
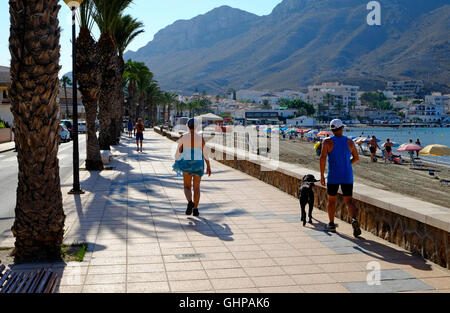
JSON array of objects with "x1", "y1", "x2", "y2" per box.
[
  {"x1": 356, "y1": 137, "x2": 380, "y2": 144},
  {"x1": 397, "y1": 144, "x2": 423, "y2": 152},
  {"x1": 317, "y1": 131, "x2": 333, "y2": 137},
  {"x1": 420, "y1": 144, "x2": 450, "y2": 156},
  {"x1": 287, "y1": 129, "x2": 298, "y2": 134}
]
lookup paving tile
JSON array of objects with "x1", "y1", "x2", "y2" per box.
[
  {"x1": 282, "y1": 264, "x2": 324, "y2": 275},
  {"x1": 258, "y1": 286, "x2": 304, "y2": 293},
  {"x1": 216, "y1": 288, "x2": 260, "y2": 293},
  {"x1": 127, "y1": 281, "x2": 170, "y2": 293},
  {"x1": 165, "y1": 262, "x2": 204, "y2": 272},
  {"x1": 211, "y1": 277, "x2": 256, "y2": 289},
  {"x1": 127, "y1": 263, "x2": 166, "y2": 273},
  {"x1": 302, "y1": 283, "x2": 350, "y2": 293},
  {"x1": 83, "y1": 284, "x2": 126, "y2": 293},
  {"x1": 206, "y1": 268, "x2": 248, "y2": 279},
  {"x1": 127, "y1": 272, "x2": 168, "y2": 283},
  {"x1": 291, "y1": 273, "x2": 336, "y2": 285},
  {"x1": 167, "y1": 270, "x2": 208, "y2": 281},
  {"x1": 244, "y1": 266, "x2": 286, "y2": 277},
  {"x1": 251, "y1": 275, "x2": 297, "y2": 287},
  {"x1": 421, "y1": 277, "x2": 450, "y2": 290},
  {"x1": 169, "y1": 279, "x2": 213, "y2": 292},
  {"x1": 201, "y1": 260, "x2": 241, "y2": 270},
  {"x1": 84, "y1": 274, "x2": 126, "y2": 285},
  {"x1": 237, "y1": 258, "x2": 277, "y2": 268},
  {"x1": 87, "y1": 265, "x2": 126, "y2": 275}
]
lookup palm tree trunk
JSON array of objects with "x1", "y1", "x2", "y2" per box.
[
  {"x1": 128, "y1": 82, "x2": 137, "y2": 123},
  {"x1": 98, "y1": 32, "x2": 117, "y2": 150},
  {"x1": 115, "y1": 56, "x2": 125, "y2": 143},
  {"x1": 9, "y1": 0, "x2": 65, "y2": 262},
  {"x1": 76, "y1": 27, "x2": 103, "y2": 171}
]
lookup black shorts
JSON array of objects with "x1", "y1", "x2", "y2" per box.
[
  {"x1": 327, "y1": 184, "x2": 353, "y2": 197},
  {"x1": 370, "y1": 147, "x2": 376, "y2": 154},
  {"x1": 136, "y1": 132, "x2": 144, "y2": 141}
]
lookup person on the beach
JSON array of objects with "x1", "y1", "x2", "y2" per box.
[
  {"x1": 369, "y1": 136, "x2": 378, "y2": 162},
  {"x1": 135, "y1": 118, "x2": 145, "y2": 152},
  {"x1": 383, "y1": 138, "x2": 394, "y2": 163},
  {"x1": 174, "y1": 118, "x2": 212, "y2": 217},
  {"x1": 127, "y1": 120, "x2": 133, "y2": 138},
  {"x1": 415, "y1": 138, "x2": 421, "y2": 157},
  {"x1": 320, "y1": 119, "x2": 361, "y2": 237}
]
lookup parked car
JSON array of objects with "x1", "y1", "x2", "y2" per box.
[
  {"x1": 59, "y1": 124, "x2": 71, "y2": 144},
  {"x1": 78, "y1": 121, "x2": 87, "y2": 133},
  {"x1": 60, "y1": 120, "x2": 73, "y2": 138}
]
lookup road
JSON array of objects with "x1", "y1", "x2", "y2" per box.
[{"x1": 0, "y1": 135, "x2": 86, "y2": 240}]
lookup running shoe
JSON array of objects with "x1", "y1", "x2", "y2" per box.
[
  {"x1": 186, "y1": 201, "x2": 194, "y2": 215},
  {"x1": 193, "y1": 209, "x2": 199, "y2": 217},
  {"x1": 352, "y1": 219, "x2": 362, "y2": 237},
  {"x1": 327, "y1": 222, "x2": 336, "y2": 233}
]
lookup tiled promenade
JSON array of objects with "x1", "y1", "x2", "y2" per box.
[{"x1": 1, "y1": 130, "x2": 450, "y2": 293}]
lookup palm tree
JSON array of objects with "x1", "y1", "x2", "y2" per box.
[
  {"x1": 163, "y1": 92, "x2": 177, "y2": 123},
  {"x1": 93, "y1": 0, "x2": 133, "y2": 150},
  {"x1": 60, "y1": 75, "x2": 72, "y2": 119},
  {"x1": 144, "y1": 81, "x2": 161, "y2": 125},
  {"x1": 76, "y1": 0, "x2": 103, "y2": 171},
  {"x1": 9, "y1": 0, "x2": 65, "y2": 262},
  {"x1": 113, "y1": 14, "x2": 144, "y2": 143},
  {"x1": 123, "y1": 60, "x2": 140, "y2": 123}
]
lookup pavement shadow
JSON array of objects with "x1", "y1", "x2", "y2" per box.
[
  {"x1": 306, "y1": 222, "x2": 432, "y2": 271},
  {"x1": 187, "y1": 216, "x2": 234, "y2": 242}
]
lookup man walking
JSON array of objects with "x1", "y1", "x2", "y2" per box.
[
  {"x1": 320, "y1": 119, "x2": 362, "y2": 237},
  {"x1": 135, "y1": 118, "x2": 145, "y2": 152}
]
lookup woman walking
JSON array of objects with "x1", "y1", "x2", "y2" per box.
[{"x1": 173, "y1": 119, "x2": 212, "y2": 217}]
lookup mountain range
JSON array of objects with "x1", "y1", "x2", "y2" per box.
[{"x1": 124, "y1": 0, "x2": 450, "y2": 95}]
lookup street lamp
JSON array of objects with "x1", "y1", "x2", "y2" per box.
[{"x1": 64, "y1": 0, "x2": 85, "y2": 195}]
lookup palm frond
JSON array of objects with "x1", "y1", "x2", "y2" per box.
[{"x1": 77, "y1": 0, "x2": 96, "y2": 31}]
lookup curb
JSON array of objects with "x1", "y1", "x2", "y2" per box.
[{"x1": 0, "y1": 148, "x2": 15, "y2": 154}]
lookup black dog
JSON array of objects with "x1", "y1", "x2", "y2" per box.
[{"x1": 298, "y1": 174, "x2": 319, "y2": 226}]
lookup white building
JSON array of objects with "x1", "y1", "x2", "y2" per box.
[
  {"x1": 286, "y1": 116, "x2": 317, "y2": 127},
  {"x1": 236, "y1": 89, "x2": 306, "y2": 108},
  {"x1": 0, "y1": 66, "x2": 13, "y2": 126},
  {"x1": 406, "y1": 103, "x2": 447, "y2": 123},
  {"x1": 425, "y1": 93, "x2": 450, "y2": 106},
  {"x1": 306, "y1": 82, "x2": 360, "y2": 113},
  {"x1": 386, "y1": 80, "x2": 423, "y2": 99}
]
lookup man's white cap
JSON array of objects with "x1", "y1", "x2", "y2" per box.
[{"x1": 330, "y1": 119, "x2": 346, "y2": 130}]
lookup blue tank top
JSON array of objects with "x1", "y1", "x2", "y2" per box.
[{"x1": 327, "y1": 136, "x2": 353, "y2": 184}]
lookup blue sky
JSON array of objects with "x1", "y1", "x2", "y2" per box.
[{"x1": 0, "y1": 0, "x2": 282, "y2": 76}]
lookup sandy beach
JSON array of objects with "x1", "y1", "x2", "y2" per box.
[{"x1": 278, "y1": 138, "x2": 450, "y2": 208}]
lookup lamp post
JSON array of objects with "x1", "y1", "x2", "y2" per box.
[{"x1": 64, "y1": 0, "x2": 84, "y2": 195}]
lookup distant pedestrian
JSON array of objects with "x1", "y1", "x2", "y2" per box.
[
  {"x1": 369, "y1": 136, "x2": 378, "y2": 162},
  {"x1": 135, "y1": 118, "x2": 145, "y2": 152},
  {"x1": 383, "y1": 138, "x2": 394, "y2": 163},
  {"x1": 127, "y1": 120, "x2": 133, "y2": 138},
  {"x1": 173, "y1": 118, "x2": 212, "y2": 217},
  {"x1": 320, "y1": 119, "x2": 361, "y2": 237},
  {"x1": 415, "y1": 138, "x2": 421, "y2": 157}
]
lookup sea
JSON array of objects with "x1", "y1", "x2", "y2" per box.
[{"x1": 343, "y1": 127, "x2": 450, "y2": 165}]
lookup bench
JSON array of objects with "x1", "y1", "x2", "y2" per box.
[{"x1": 0, "y1": 265, "x2": 59, "y2": 293}]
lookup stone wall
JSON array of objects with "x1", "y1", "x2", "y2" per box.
[{"x1": 155, "y1": 127, "x2": 449, "y2": 269}]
